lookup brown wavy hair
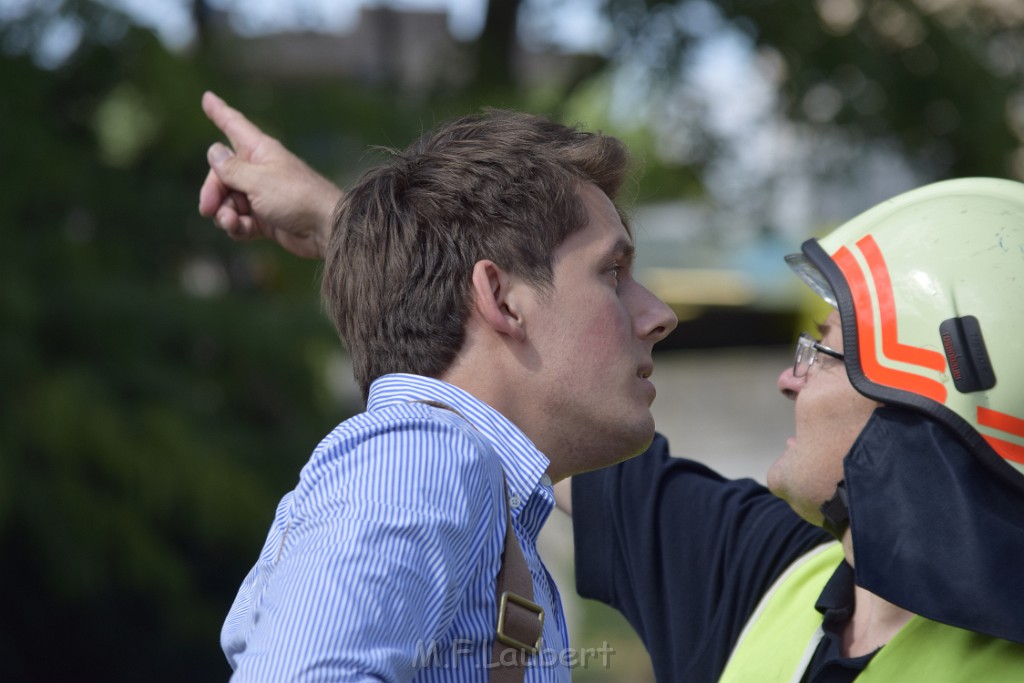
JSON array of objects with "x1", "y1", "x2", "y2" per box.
[{"x1": 322, "y1": 109, "x2": 631, "y2": 400}]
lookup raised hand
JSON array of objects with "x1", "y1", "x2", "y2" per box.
[{"x1": 198, "y1": 91, "x2": 343, "y2": 259}]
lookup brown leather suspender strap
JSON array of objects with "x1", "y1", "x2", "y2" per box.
[
  {"x1": 415, "y1": 400, "x2": 543, "y2": 682},
  {"x1": 490, "y1": 480, "x2": 544, "y2": 682}
]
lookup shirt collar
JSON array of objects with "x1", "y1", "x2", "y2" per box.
[
  {"x1": 815, "y1": 560, "x2": 855, "y2": 623},
  {"x1": 806, "y1": 561, "x2": 879, "y2": 676},
  {"x1": 367, "y1": 374, "x2": 554, "y2": 531}
]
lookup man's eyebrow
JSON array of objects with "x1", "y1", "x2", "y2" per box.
[{"x1": 606, "y1": 238, "x2": 635, "y2": 264}]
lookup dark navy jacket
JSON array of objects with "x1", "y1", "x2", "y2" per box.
[
  {"x1": 573, "y1": 408, "x2": 1024, "y2": 682},
  {"x1": 572, "y1": 433, "x2": 830, "y2": 682}
]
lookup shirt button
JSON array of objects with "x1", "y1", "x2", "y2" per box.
[{"x1": 509, "y1": 495, "x2": 522, "y2": 508}]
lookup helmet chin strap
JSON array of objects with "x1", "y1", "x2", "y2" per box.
[{"x1": 819, "y1": 480, "x2": 850, "y2": 540}]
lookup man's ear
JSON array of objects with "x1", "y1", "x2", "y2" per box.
[{"x1": 470, "y1": 260, "x2": 527, "y2": 342}]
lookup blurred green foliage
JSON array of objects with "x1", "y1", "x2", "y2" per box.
[
  {"x1": 606, "y1": 0, "x2": 1024, "y2": 181},
  {"x1": 0, "y1": 15, "x2": 364, "y2": 680}
]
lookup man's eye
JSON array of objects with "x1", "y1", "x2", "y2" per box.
[{"x1": 609, "y1": 264, "x2": 620, "y2": 280}]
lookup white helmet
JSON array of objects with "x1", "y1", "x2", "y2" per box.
[{"x1": 787, "y1": 177, "x2": 1024, "y2": 490}]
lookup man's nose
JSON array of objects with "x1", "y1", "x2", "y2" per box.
[
  {"x1": 639, "y1": 287, "x2": 678, "y2": 344},
  {"x1": 778, "y1": 366, "x2": 804, "y2": 401}
]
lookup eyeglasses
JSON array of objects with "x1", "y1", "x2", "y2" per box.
[{"x1": 793, "y1": 332, "x2": 845, "y2": 378}]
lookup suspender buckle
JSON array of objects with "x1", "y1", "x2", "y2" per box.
[{"x1": 496, "y1": 591, "x2": 544, "y2": 654}]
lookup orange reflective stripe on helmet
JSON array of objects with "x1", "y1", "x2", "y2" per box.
[
  {"x1": 978, "y1": 407, "x2": 1024, "y2": 465},
  {"x1": 832, "y1": 245, "x2": 948, "y2": 404},
  {"x1": 855, "y1": 236, "x2": 947, "y2": 373},
  {"x1": 982, "y1": 436, "x2": 1024, "y2": 466}
]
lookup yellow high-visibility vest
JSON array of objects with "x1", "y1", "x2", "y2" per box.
[{"x1": 720, "y1": 542, "x2": 1024, "y2": 682}]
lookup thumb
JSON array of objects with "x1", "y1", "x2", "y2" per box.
[
  {"x1": 207, "y1": 142, "x2": 258, "y2": 192},
  {"x1": 208, "y1": 142, "x2": 235, "y2": 172}
]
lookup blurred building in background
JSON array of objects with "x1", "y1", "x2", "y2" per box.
[{"x1": 207, "y1": 6, "x2": 596, "y2": 97}]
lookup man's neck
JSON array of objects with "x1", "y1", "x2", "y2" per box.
[
  {"x1": 840, "y1": 531, "x2": 915, "y2": 657},
  {"x1": 842, "y1": 585, "x2": 915, "y2": 657}
]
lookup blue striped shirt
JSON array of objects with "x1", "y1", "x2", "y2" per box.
[{"x1": 222, "y1": 374, "x2": 570, "y2": 682}]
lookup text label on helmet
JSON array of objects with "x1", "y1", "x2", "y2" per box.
[{"x1": 939, "y1": 316, "x2": 996, "y2": 394}]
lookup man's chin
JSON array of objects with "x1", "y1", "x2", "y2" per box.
[
  {"x1": 766, "y1": 481, "x2": 828, "y2": 527},
  {"x1": 578, "y1": 426, "x2": 655, "y2": 475},
  {"x1": 616, "y1": 425, "x2": 656, "y2": 463}
]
